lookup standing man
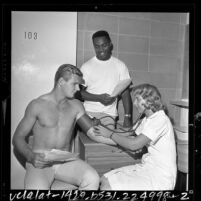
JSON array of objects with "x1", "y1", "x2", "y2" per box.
[
  {"x1": 12, "y1": 64, "x2": 100, "y2": 190},
  {"x1": 77, "y1": 30, "x2": 133, "y2": 137}
]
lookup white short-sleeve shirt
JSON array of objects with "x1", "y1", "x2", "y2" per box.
[{"x1": 80, "y1": 56, "x2": 130, "y2": 116}]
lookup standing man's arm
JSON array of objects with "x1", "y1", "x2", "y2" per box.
[
  {"x1": 76, "y1": 63, "x2": 116, "y2": 106},
  {"x1": 76, "y1": 85, "x2": 116, "y2": 106},
  {"x1": 121, "y1": 88, "x2": 133, "y2": 128}
]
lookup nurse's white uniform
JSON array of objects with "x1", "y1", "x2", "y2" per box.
[{"x1": 103, "y1": 110, "x2": 177, "y2": 190}]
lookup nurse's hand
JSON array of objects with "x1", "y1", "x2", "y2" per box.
[{"x1": 93, "y1": 125, "x2": 112, "y2": 138}]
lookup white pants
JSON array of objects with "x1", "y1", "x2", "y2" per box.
[{"x1": 25, "y1": 158, "x2": 100, "y2": 190}]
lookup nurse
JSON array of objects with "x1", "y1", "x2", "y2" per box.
[{"x1": 96, "y1": 83, "x2": 177, "y2": 190}]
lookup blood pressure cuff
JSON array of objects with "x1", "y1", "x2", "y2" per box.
[{"x1": 77, "y1": 114, "x2": 101, "y2": 133}]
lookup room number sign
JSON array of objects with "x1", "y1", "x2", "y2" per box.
[{"x1": 24, "y1": 32, "x2": 38, "y2": 40}]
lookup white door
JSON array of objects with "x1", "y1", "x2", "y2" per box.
[{"x1": 11, "y1": 11, "x2": 77, "y2": 189}]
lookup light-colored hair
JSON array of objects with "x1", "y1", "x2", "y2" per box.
[
  {"x1": 132, "y1": 83, "x2": 166, "y2": 113},
  {"x1": 54, "y1": 64, "x2": 83, "y2": 88}
]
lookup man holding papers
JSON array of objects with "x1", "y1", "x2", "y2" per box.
[
  {"x1": 77, "y1": 30, "x2": 133, "y2": 140},
  {"x1": 12, "y1": 64, "x2": 99, "y2": 190}
]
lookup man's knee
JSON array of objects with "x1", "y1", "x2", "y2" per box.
[
  {"x1": 85, "y1": 169, "x2": 100, "y2": 186},
  {"x1": 24, "y1": 169, "x2": 52, "y2": 190},
  {"x1": 80, "y1": 169, "x2": 100, "y2": 190}
]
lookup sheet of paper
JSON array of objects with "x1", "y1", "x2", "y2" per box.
[
  {"x1": 44, "y1": 149, "x2": 79, "y2": 162},
  {"x1": 111, "y1": 79, "x2": 132, "y2": 97}
]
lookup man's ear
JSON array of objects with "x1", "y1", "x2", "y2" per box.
[
  {"x1": 58, "y1": 77, "x2": 65, "y2": 86},
  {"x1": 110, "y1": 42, "x2": 113, "y2": 51}
]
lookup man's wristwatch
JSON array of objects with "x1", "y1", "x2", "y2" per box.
[{"x1": 124, "y1": 114, "x2": 131, "y2": 118}]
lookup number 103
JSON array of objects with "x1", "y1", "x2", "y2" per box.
[{"x1": 24, "y1": 32, "x2": 38, "y2": 40}]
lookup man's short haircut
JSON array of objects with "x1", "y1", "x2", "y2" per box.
[
  {"x1": 54, "y1": 64, "x2": 83, "y2": 87},
  {"x1": 92, "y1": 30, "x2": 111, "y2": 42}
]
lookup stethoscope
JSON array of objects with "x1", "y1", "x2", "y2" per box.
[{"x1": 95, "y1": 108, "x2": 146, "y2": 134}]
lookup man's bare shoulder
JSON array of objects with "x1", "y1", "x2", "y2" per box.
[
  {"x1": 26, "y1": 95, "x2": 48, "y2": 112},
  {"x1": 67, "y1": 99, "x2": 85, "y2": 120},
  {"x1": 68, "y1": 98, "x2": 84, "y2": 110}
]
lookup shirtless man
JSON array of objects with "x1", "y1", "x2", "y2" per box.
[{"x1": 12, "y1": 64, "x2": 100, "y2": 190}]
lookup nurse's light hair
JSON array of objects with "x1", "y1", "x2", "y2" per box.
[
  {"x1": 132, "y1": 83, "x2": 166, "y2": 113},
  {"x1": 54, "y1": 64, "x2": 83, "y2": 88}
]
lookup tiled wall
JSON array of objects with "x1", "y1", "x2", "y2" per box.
[{"x1": 76, "y1": 12, "x2": 188, "y2": 123}]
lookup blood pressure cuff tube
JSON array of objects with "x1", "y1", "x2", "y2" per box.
[{"x1": 77, "y1": 114, "x2": 100, "y2": 133}]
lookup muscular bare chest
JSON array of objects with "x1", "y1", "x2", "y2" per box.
[
  {"x1": 31, "y1": 98, "x2": 79, "y2": 150},
  {"x1": 35, "y1": 101, "x2": 76, "y2": 132}
]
